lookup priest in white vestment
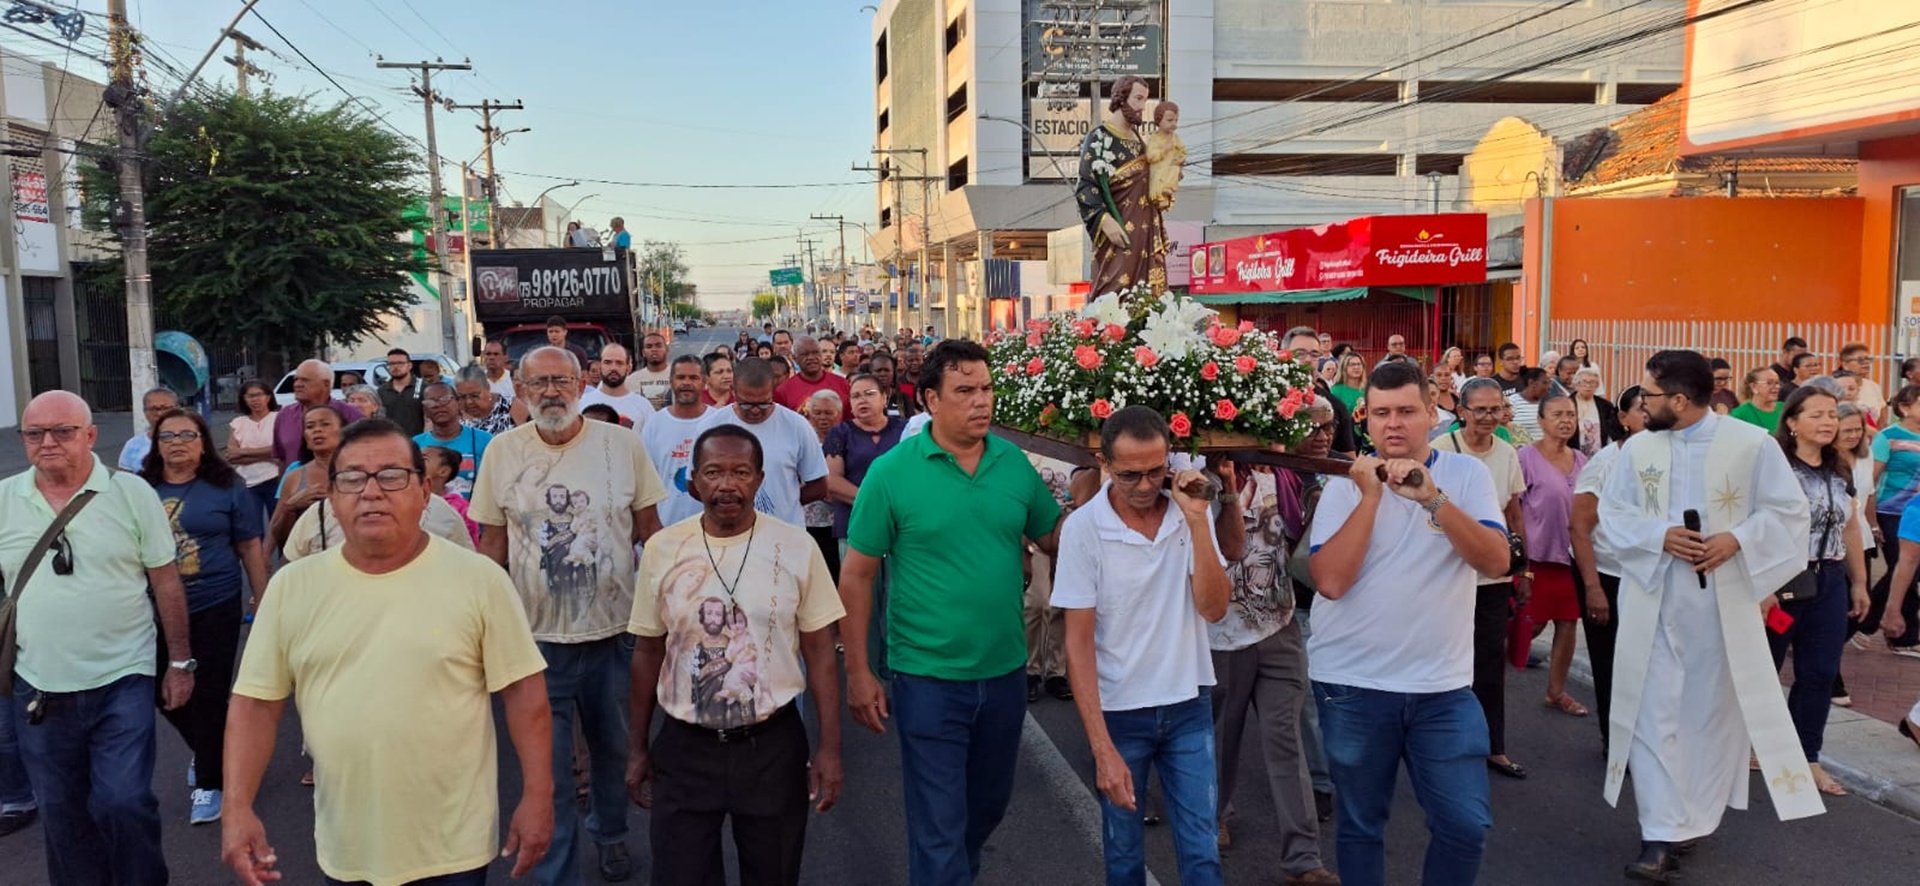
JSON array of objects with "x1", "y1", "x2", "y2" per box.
[{"x1": 1594, "y1": 351, "x2": 1822, "y2": 883}]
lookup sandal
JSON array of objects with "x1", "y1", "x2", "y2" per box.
[
  {"x1": 1545, "y1": 692, "x2": 1590, "y2": 717},
  {"x1": 1487, "y1": 757, "x2": 1528, "y2": 780},
  {"x1": 1810, "y1": 763, "x2": 1848, "y2": 797}
]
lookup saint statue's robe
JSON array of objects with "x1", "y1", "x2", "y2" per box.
[
  {"x1": 1075, "y1": 121, "x2": 1167, "y2": 296},
  {"x1": 1595, "y1": 412, "x2": 1823, "y2": 841}
]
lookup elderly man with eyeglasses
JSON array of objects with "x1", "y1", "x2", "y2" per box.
[
  {"x1": 471, "y1": 345, "x2": 669, "y2": 885},
  {"x1": 1, "y1": 390, "x2": 194, "y2": 884}
]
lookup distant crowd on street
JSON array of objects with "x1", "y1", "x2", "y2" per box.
[{"x1": 2, "y1": 310, "x2": 1915, "y2": 886}]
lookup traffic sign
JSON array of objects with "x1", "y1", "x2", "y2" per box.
[{"x1": 770, "y1": 267, "x2": 804, "y2": 287}]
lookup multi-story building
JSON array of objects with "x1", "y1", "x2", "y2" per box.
[{"x1": 868, "y1": 0, "x2": 1684, "y2": 339}]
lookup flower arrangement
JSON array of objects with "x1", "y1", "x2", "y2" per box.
[{"x1": 989, "y1": 284, "x2": 1318, "y2": 452}]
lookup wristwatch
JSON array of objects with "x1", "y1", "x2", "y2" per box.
[
  {"x1": 168, "y1": 659, "x2": 198, "y2": 674},
  {"x1": 1421, "y1": 491, "x2": 1450, "y2": 514}
]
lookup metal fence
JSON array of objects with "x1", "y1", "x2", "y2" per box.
[{"x1": 1550, "y1": 319, "x2": 1901, "y2": 399}]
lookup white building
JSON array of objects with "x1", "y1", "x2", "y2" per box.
[{"x1": 869, "y1": 0, "x2": 1683, "y2": 337}]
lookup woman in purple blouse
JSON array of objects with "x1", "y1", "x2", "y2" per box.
[{"x1": 1517, "y1": 393, "x2": 1590, "y2": 717}]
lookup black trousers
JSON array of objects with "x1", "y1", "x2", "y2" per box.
[
  {"x1": 806, "y1": 525, "x2": 841, "y2": 585},
  {"x1": 161, "y1": 593, "x2": 244, "y2": 791},
  {"x1": 1575, "y1": 570, "x2": 1622, "y2": 750},
  {"x1": 1862, "y1": 512, "x2": 1920, "y2": 646},
  {"x1": 1471, "y1": 582, "x2": 1513, "y2": 757},
  {"x1": 650, "y1": 705, "x2": 811, "y2": 886}
]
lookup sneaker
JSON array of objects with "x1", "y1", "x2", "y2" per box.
[
  {"x1": 0, "y1": 808, "x2": 37, "y2": 837},
  {"x1": 189, "y1": 789, "x2": 222, "y2": 825},
  {"x1": 597, "y1": 842, "x2": 633, "y2": 882}
]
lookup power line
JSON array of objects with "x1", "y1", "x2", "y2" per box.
[{"x1": 495, "y1": 168, "x2": 871, "y2": 189}]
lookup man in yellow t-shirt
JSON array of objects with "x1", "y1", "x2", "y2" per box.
[
  {"x1": 222, "y1": 418, "x2": 553, "y2": 886},
  {"x1": 628, "y1": 424, "x2": 845, "y2": 885}
]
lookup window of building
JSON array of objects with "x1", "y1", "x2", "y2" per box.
[
  {"x1": 1616, "y1": 83, "x2": 1682, "y2": 104},
  {"x1": 1212, "y1": 78, "x2": 1400, "y2": 102},
  {"x1": 1415, "y1": 154, "x2": 1466, "y2": 175},
  {"x1": 1416, "y1": 80, "x2": 1598, "y2": 104},
  {"x1": 948, "y1": 156, "x2": 969, "y2": 191},
  {"x1": 1211, "y1": 153, "x2": 1399, "y2": 177},
  {"x1": 946, "y1": 15, "x2": 965, "y2": 53},
  {"x1": 880, "y1": 206, "x2": 893, "y2": 228},
  {"x1": 876, "y1": 32, "x2": 888, "y2": 82},
  {"x1": 877, "y1": 108, "x2": 889, "y2": 135},
  {"x1": 946, "y1": 84, "x2": 969, "y2": 122},
  {"x1": 1896, "y1": 186, "x2": 1920, "y2": 319}
]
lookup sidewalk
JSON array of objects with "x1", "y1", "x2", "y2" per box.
[
  {"x1": 1540, "y1": 612, "x2": 1920, "y2": 821},
  {"x1": 0, "y1": 410, "x2": 239, "y2": 478}
]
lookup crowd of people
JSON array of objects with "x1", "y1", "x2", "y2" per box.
[{"x1": 0, "y1": 317, "x2": 1912, "y2": 886}]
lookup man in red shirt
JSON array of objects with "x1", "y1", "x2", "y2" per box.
[{"x1": 774, "y1": 336, "x2": 851, "y2": 412}]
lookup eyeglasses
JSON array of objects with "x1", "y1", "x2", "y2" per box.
[
  {"x1": 331, "y1": 467, "x2": 420, "y2": 494},
  {"x1": 51, "y1": 531, "x2": 73, "y2": 576},
  {"x1": 523, "y1": 376, "x2": 578, "y2": 391},
  {"x1": 1464, "y1": 407, "x2": 1505, "y2": 418},
  {"x1": 737, "y1": 399, "x2": 776, "y2": 413},
  {"x1": 1305, "y1": 422, "x2": 1336, "y2": 437},
  {"x1": 19, "y1": 425, "x2": 82, "y2": 444},
  {"x1": 155, "y1": 430, "x2": 201, "y2": 442},
  {"x1": 1111, "y1": 464, "x2": 1171, "y2": 486},
  {"x1": 422, "y1": 395, "x2": 455, "y2": 406}
]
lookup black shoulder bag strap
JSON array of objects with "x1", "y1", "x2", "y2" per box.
[{"x1": 0, "y1": 490, "x2": 100, "y2": 695}]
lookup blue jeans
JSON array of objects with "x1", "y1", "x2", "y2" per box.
[
  {"x1": 1313, "y1": 682, "x2": 1491, "y2": 886},
  {"x1": 532, "y1": 635, "x2": 633, "y2": 886},
  {"x1": 10, "y1": 673, "x2": 167, "y2": 885},
  {"x1": 1100, "y1": 693, "x2": 1222, "y2": 886},
  {"x1": 891, "y1": 669, "x2": 1026, "y2": 886},
  {"x1": 1769, "y1": 564, "x2": 1850, "y2": 761},
  {"x1": 0, "y1": 685, "x2": 33, "y2": 813}
]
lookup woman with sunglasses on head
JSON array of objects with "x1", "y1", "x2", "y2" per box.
[
  {"x1": 227, "y1": 380, "x2": 281, "y2": 521},
  {"x1": 139, "y1": 408, "x2": 270, "y2": 826},
  {"x1": 268, "y1": 404, "x2": 345, "y2": 556}
]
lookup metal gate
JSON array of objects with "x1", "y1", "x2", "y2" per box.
[
  {"x1": 1549, "y1": 318, "x2": 1898, "y2": 401},
  {"x1": 21, "y1": 276, "x2": 59, "y2": 397},
  {"x1": 74, "y1": 266, "x2": 131, "y2": 412}
]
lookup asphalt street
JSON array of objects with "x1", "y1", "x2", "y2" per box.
[{"x1": 4, "y1": 328, "x2": 1919, "y2": 883}]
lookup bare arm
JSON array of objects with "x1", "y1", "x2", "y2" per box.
[
  {"x1": 498, "y1": 673, "x2": 554, "y2": 878},
  {"x1": 236, "y1": 538, "x2": 270, "y2": 608},
  {"x1": 800, "y1": 627, "x2": 844, "y2": 811},
  {"x1": 825, "y1": 457, "x2": 861, "y2": 505},
  {"x1": 479, "y1": 523, "x2": 508, "y2": 567},
  {"x1": 800, "y1": 476, "x2": 829, "y2": 506},
  {"x1": 632, "y1": 505, "x2": 662, "y2": 544},
  {"x1": 1032, "y1": 510, "x2": 1068, "y2": 557},
  {"x1": 1064, "y1": 608, "x2": 1133, "y2": 811},
  {"x1": 221, "y1": 695, "x2": 288, "y2": 885},
  {"x1": 1441, "y1": 495, "x2": 1514, "y2": 579},
  {"x1": 147, "y1": 562, "x2": 196, "y2": 709},
  {"x1": 627, "y1": 635, "x2": 667, "y2": 806},
  {"x1": 1189, "y1": 514, "x2": 1231, "y2": 622},
  {"x1": 1570, "y1": 492, "x2": 1608, "y2": 623},
  {"x1": 838, "y1": 549, "x2": 889, "y2": 733},
  {"x1": 1211, "y1": 467, "x2": 1247, "y2": 563}
]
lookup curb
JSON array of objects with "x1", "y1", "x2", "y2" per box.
[{"x1": 1537, "y1": 635, "x2": 1920, "y2": 821}]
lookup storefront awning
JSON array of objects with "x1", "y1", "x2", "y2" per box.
[{"x1": 1193, "y1": 285, "x2": 1434, "y2": 306}]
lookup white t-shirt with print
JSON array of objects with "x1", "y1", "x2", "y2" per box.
[
  {"x1": 1051, "y1": 485, "x2": 1223, "y2": 711},
  {"x1": 696, "y1": 407, "x2": 827, "y2": 527},
  {"x1": 629, "y1": 366, "x2": 673, "y2": 411},
  {"x1": 580, "y1": 387, "x2": 656, "y2": 430},
  {"x1": 468, "y1": 420, "x2": 669, "y2": 643},
  {"x1": 640, "y1": 407, "x2": 712, "y2": 528},
  {"x1": 1306, "y1": 450, "x2": 1505, "y2": 694},
  {"x1": 629, "y1": 515, "x2": 844, "y2": 729}
]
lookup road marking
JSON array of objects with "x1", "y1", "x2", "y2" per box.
[{"x1": 1021, "y1": 712, "x2": 1164, "y2": 886}]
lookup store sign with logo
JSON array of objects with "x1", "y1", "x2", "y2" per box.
[{"x1": 1191, "y1": 213, "x2": 1489, "y2": 295}]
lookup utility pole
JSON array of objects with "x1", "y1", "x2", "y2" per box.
[
  {"x1": 799, "y1": 235, "x2": 820, "y2": 323},
  {"x1": 106, "y1": 0, "x2": 157, "y2": 430},
  {"x1": 223, "y1": 29, "x2": 266, "y2": 97},
  {"x1": 377, "y1": 57, "x2": 471, "y2": 358},
  {"x1": 810, "y1": 213, "x2": 849, "y2": 330},
  {"x1": 855, "y1": 148, "x2": 935, "y2": 335},
  {"x1": 449, "y1": 99, "x2": 524, "y2": 248}
]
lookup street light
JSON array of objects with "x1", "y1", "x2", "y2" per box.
[
  {"x1": 529, "y1": 181, "x2": 580, "y2": 246},
  {"x1": 978, "y1": 114, "x2": 1071, "y2": 182}
]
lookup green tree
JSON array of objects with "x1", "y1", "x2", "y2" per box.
[
  {"x1": 636, "y1": 239, "x2": 693, "y2": 308},
  {"x1": 85, "y1": 90, "x2": 426, "y2": 363},
  {"x1": 751, "y1": 293, "x2": 778, "y2": 320}
]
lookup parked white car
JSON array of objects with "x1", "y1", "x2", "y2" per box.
[{"x1": 271, "y1": 354, "x2": 459, "y2": 408}]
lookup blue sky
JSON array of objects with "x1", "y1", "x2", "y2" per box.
[{"x1": 12, "y1": 1, "x2": 881, "y2": 310}]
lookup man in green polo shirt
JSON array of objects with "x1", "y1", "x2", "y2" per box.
[{"x1": 840, "y1": 339, "x2": 1064, "y2": 885}]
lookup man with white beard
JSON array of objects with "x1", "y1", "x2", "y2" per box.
[{"x1": 1595, "y1": 349, "x2": 1821, "y2": 883}]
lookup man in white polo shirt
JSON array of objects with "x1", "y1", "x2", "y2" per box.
[
  {"x1": 1053, "y1": 406, "x2": 1230, "y2": 886},
  {"x1": 1307, "y1": 361, "x2": 1511, "y2": 886}
]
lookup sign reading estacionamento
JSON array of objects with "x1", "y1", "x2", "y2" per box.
[{"x1": 1189, "y1": 213, "x2": 1489, "y2": 295}]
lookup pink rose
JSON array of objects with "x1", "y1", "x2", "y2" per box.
[
  {"x1": 1026, "y1": 332, "x2": 1044, "y2": 348},
  {"x1": 1074, "y1": 344, "x2": 1104, "y2": 371},
  {"x1": 1208, "y1": 325, "x2": 1242, "y2": 348},
  {"x1": 1026, "y1": 357, "x2": 1045, "y2": 376},
  {"x1": 1169, "y1": 412, "x2": 1193, "y2": 438},
  {"x1": 1003, "y1": 363, "x2": 1019, "y2": 376},
  {"x1": 1234, "y1": 355, "x2": 1258, "y2": 375},
  {"x1": 1104, "y1": 323, "x2": 1127, "y2": 342},
  {"x1": 1134, "y1": 346, "x2": 1160, "y2": 368},
  {"x1": 1090, "y1": 398, "x2": 1114, "y2": 420},
  {"x1": 1200, "y1": 361, "x2": 1220, "y2": 381},
  {"x1": 1238, "y1": 320, "x2": 1256, "y2": 333},
  {"x1": 1072, "y1": 319, "x2": 1097, "y2": 338},
  {"x1": 1278, "y1": 399, "x2": 1301, "y2": 419},
  {"x1": 1215, "y1": 399, "x2": 1239, "y2": 421}
]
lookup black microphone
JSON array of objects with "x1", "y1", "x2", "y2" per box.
[{"x1": 1682, "y1": 509, "x2": 1706, "y2": 588}]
